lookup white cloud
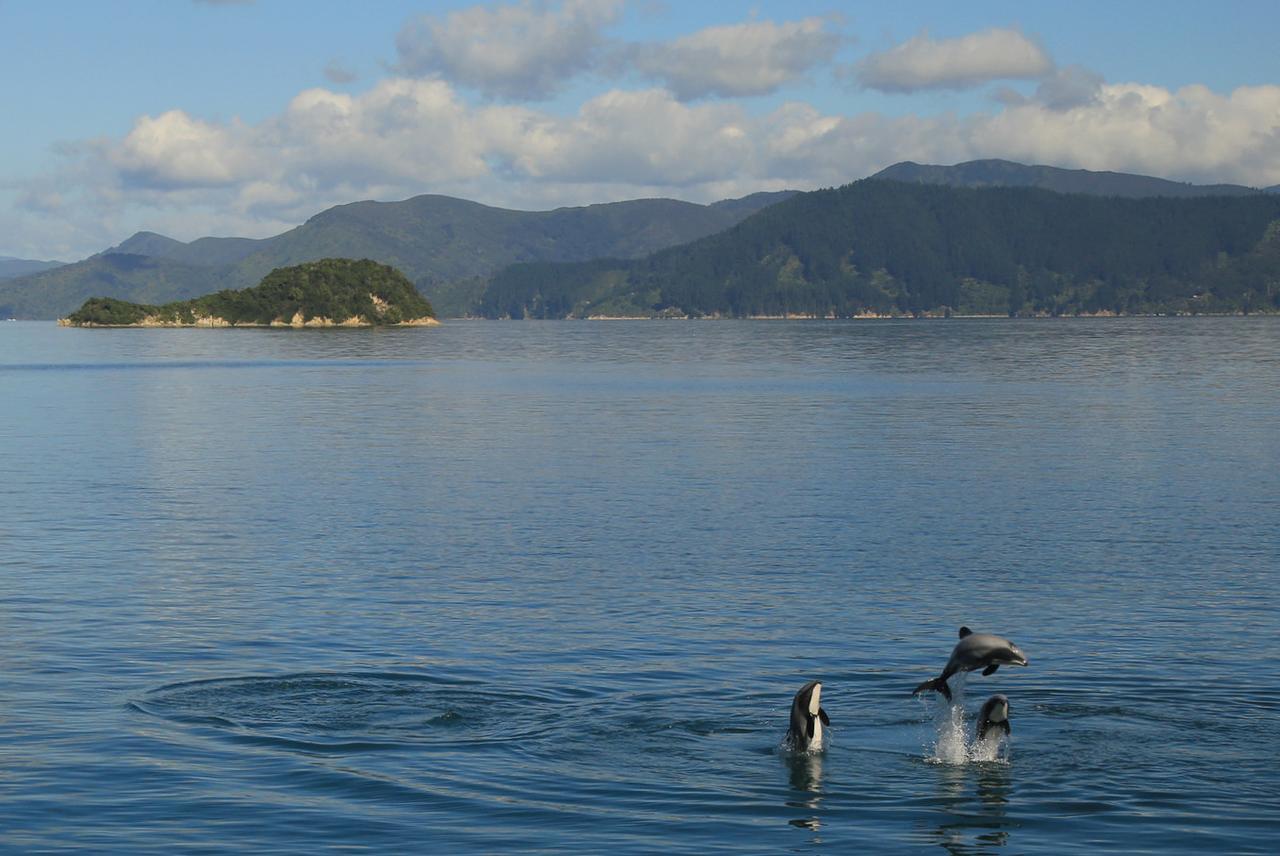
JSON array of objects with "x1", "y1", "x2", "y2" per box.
[
  {"x1": 630, "y1": 18, "x2": 841, "y2": 100},
  {"x1": 501, "y1": 89, "x2": 756, "y2": 185},
  {"x1": 111, "y1": 110, "x2": 251, "y2": 189},
  {"x1": 18, "y1": 74, "x2": 1280, "y2": 259},
  {"x1": 974, "y1": 81, "x2": 1280, "y2": 185},
  {"x1": 395, "y1": 0, "x2": 623, "y2": 100},
  {"x1": 857, "y1": 27, "x2": 1052, "y2": 92},
  {"x1": 68, "y1": 81, "x2": 768, "y2": 215}
]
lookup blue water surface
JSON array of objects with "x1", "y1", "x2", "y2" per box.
[{"x1": 1, "y1": 318, "x2": 1278, "y2": 852}]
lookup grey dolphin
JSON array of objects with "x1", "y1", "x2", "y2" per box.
[
  {"x1": 785, "y1": 681, "x2": 830, "y2": 751},
  {"x1": 975, "y1": 694, "x2": 1011, "y2": 740},
  {"x1": 912, "y1": 627, "x2": 1028, "y2": 702}
]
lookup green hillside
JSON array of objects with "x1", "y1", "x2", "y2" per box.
[
  {"x1": 221, "y1": 193, "x2": 794, "y2": 314},
  {"x1": 2, "y1": 191, "x2": 791, "y2": 319},
  {"x1": 474, "y1": 180, "x2": 1280, "y2": 318},
  {"x1": 63, "y1": 259, "x2": 433, "y2": 327},
  {"x1": 0, "y1": 254, "x2": 226, "y2": 320}
]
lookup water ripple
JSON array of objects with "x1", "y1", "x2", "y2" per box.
[{"x1": 130, "y1": 672, "x2": 575, "y2": 750}]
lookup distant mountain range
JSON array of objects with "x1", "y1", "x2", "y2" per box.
[
  {"x1": 872, "y1": 159, "x2": 1267, "y2": 198},
  {"x1": 473, "y1": 180, "x2": 1280, "y2": 319},
  {"x1": 4, "y1": 159, "x2": 1278, "y2": 321},
  {"x1": 2, "y1": 254, "x2": 231, "y2": 320},
  {"x1": 0, "y1": 192, "x2": 793, "y2": 319},
  {"x1": 106, "y1": 232, "x2": 267, "y2": 267},
  {"x1": 0, "y1": 256, "x2": 65, "y2": 281}
]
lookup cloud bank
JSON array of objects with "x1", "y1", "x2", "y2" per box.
[
  {"x1": 54, "y1": 78, "x2": 1280, "y2": 214},
  {"x1": 10, "y1": 14, "x2": 1280, "y2": 259}
]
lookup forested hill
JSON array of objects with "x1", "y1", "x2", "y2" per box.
[
  {"x1": 475, "y1": 180, "x2": 1280, "y2": 319},
  {"x1": 872, "y1": 159, "x2": 1261, "y2": 198},
  {"x1": 222, "y1": 192, "x2": 796, "y2": 302},
  {"x1": 0, "y1": 190, "x2": 793, "y2": 319},
  {"x1": 62, "y1": 259, "x2": 434, "y2": 327}
]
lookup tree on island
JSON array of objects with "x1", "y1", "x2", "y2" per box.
[{"x1": 65, "y1": 259, "x2": 435, "y2": 326}]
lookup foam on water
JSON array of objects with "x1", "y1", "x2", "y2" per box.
[
  {"x1": 777, "y1": 730, "x2": 829, "y2": 755},
  {"x1": 922, "y1": 678, "x2": 1010, "y2": 766}
]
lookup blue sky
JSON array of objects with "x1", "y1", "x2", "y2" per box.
[{"x1": 3, "y1": 0, "x2": 1278, "y2": 260}]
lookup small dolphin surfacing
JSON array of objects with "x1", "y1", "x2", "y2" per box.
[
  {"x1": 785, "y1": 680, "x2": 830, "y2": 752},
  {"x1": 976, "y1": 694, "x2": 1011, "y2": 741},
  {"x1": 912, "y1": 627, "x2": 1028, "y2": 702}
]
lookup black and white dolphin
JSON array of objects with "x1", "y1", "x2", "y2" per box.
[
  {"x1": 975, "y1": 694, "x2": 1011, "y2": 741},
  {"x1": 785, "y1": 680, "x2": 830, "y2": 751},
  {"x1": 912, "y1": 627, "x2": 1028, "y2": 702}
]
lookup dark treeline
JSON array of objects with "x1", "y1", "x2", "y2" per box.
[
  {"x1": 475, "y1": 180, "x2": 1280, "y2": 318},
  {"x1": 480, "y1": 259, "x2": 634, "y2": 320}
]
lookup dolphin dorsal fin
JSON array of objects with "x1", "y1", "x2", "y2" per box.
[{"x1": 959, "y1": 626, "x2": 973, "y2": 638}]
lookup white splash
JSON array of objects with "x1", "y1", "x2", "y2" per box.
[
  {"x1": 779, "y1": 730, "x2": 829, "y2": 754},
  {"x1": 921, "y1": 680, "x2": 1010, "y2": 765},
  {"x1": 932, "y1": 702, "x2": 971, "y2": 764}
]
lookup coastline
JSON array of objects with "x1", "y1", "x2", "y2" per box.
[
  {"x1": 50, "y1": 311, "x2": 1277, "y2": 325},
  {"x1": 58, "y1": 311, "x2": 440, "y2": 328},
  {"x1": 564, "y1": 309, "x2": 1275, "y2": 321}
]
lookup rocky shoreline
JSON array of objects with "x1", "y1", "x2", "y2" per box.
[{"x1": 59, "y1": 311, "x2": 439, "y2": 328}]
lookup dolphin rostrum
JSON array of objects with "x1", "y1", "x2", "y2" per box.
[
  {"x1": 976, "y1": 694, "x2": 1011, "y2": 741},
  {"x1": 785, "y1": 680, "x2": 830, "y2": 751},
  {"x1": 912, "y1": 627, "x2": 1028, "y2": 702}
]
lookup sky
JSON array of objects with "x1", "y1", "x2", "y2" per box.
[{"x1": 2, "y1": 0, "x2": 1279, "y2": 261}]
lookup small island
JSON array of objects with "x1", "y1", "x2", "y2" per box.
[{"x1": 59, "y1": 258, "x2": 438, "y2": 327}]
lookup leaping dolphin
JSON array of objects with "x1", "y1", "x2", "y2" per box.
[
  {"x1": 785, "y1": 681, "x2": 830, "y2": 751},
  {"x1": 976, "y1": 694, "x2": 1011, "y2": 741},
  {"x1": 912, "y1": 627, "x2": 1028, "y2": 702}
]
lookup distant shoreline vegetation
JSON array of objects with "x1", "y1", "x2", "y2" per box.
[{"x1": 60, "y1": 259, "x2": 436, "y2": 328}]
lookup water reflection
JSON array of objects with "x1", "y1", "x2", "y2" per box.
[
  {"x1": 783, "y1": 751, "x2": 824, "y2": 836},
  {"x1": 930, "y1": 762, "x2": 1015, "y2": 853}
]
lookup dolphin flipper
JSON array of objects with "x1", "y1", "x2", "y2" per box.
[
  {"x1": 818, "y1": 707, "x2": 830, "y2": 726},
  {"x1": 983, "y1": 664, "x2": 999, "y2": 676}
]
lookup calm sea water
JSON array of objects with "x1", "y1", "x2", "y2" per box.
[{"x1": 1, "y1": 318, "x2": 1278, "y2": 853}]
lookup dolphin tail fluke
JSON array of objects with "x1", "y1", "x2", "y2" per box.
[{"x1": 912, "y1": 676, "x2": 952, "y2": 701}]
